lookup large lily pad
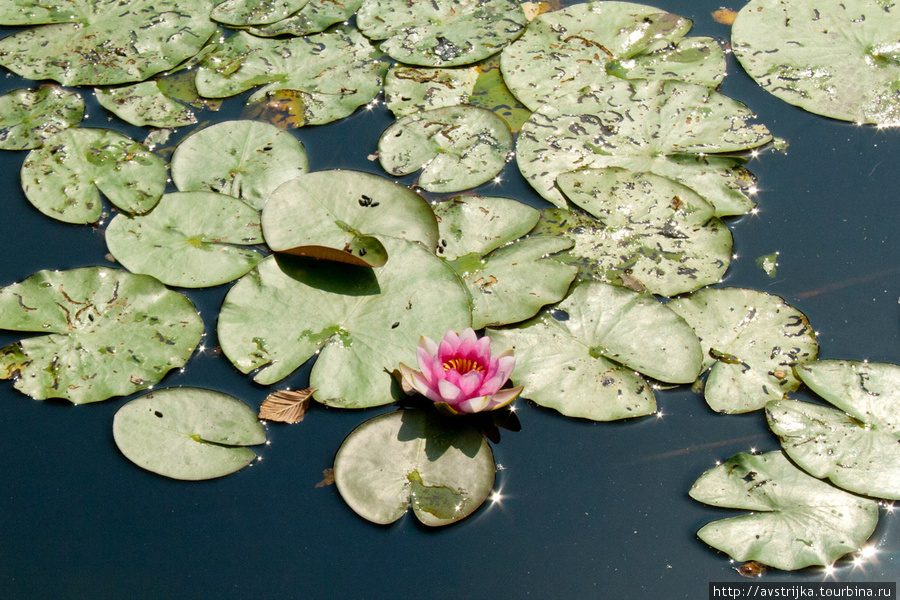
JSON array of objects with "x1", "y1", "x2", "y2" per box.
[
  {"x1": 732, "y1": 0, "x2": 900, "y2": 125},
  {"x1": 766, "y1": 360, "x2": 900, "y2": 499},
  {"x1": 0, "y1": 0, "x2": 217, "y2": 86},
  {"x1": 248, "y1": 0, "x2": 364, "y2": 37},
  {"x1": 218, "y1": 237, "x2": 470, "y2": 407},
  {"x1": 378, "y1": 105, "x2": 513, "y2": 193},
  {"x1": 211, "y1": 0, "x2": 309, "y2": 26},
  {"x1": 690, "y1": 451, "x2": 879, "y2": 570},
  {"x1": 195, "y1": 29, "x2": 388, "y2": 126},
  {"x1": 356, "y1": 0, "x2": 527, "y2": 67},
  {"x1": 334, "y1": 409, "x2": 495, "y2": 526},
  {"x1": 0, "y1": 267, "x2": 203, "y2": 403},
  {"x1": 0, "y1": 87, "x2": 83, "y2": 150},
  {"x1": 170, "y1": 120, "x2": 308, "y2": 211},
  {"x1": 95, "y1": 82, "x2": 197, "y2": 128},
  {"x1": 516, "y1": 79, "x2": 771, "y2": 215},
  {"x1": 21, "y1": 128, "x2": 166, "y2": 224},
  {"x1": 668, "y1": 287, "x2": 819, "y2": 414},
  {"x1": 113, "y1": 388, "x2": 266, "y2": 480},
  {"x1": 384, "y1": 65, "x2": 480, "y2": 118},
  {"x1": 501, "y1": 1, "x2": 726, "y2": 111},
  {"x1": 105, "y1": 192, "x2": 265, "y2": 288},
  {"x1": 261, "y1": 170, "x2": 438, "y2": 268}
]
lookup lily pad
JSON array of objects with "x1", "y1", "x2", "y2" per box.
[
  {"x1": 218, "y1": 236, "x2": 470, "y2": 407},
  {"x1": 668, "y1": 287, "x2": 819, "y2": 414},
  {"x1": 766, "y1": 360, "x2": 900, "y2": 500},
  {"x1": 334, "y1": 409, "x2": 495, "y2": 526},
  {"x1": 488, "y1": 281, "x2": 702, "y2": 420},
  {"x1": 0, "y1": 267, "x2": 203, "y2": 403},
  {"x1": 384, "y1": 65, "x2": 480, "y2": 118},
  {"x1": 170, "y1": 120, "x2": 308, "y2": 211},
  {"x1": 690, "y1": 451, "x2": 879, "y2": 570},
  {"x1": 501, "y1": 1, "x2": 726, "y2": 111},
  {"x1": 467, "y1": 54, "x2": 532, "y2": 132},
  {"x1": 21, "y1": 128, "x2": 166, "y2": 224},
  {"x1": 356, "y1": 0, "x2": 527, "y2": 67},
  {"x1": 433, "y1": 194, "x2": 540, "y2": 261},
  {"x1": 0, "y1": 0, "x2": 217, "y2": 86},
  {"x1": 516, "y1": 79, "x2": 771, "y2": 215},
  {"x1": 260, "y1": 169, "x2": 438, "y2": 268},
  {"x1": 95, "y1": 82, "x2": 197, "y2": 128},
  {"x1": 195, "y1": 29, "x2": 388, "y2": 126},
  {"x1": 248, "y1": 0, "x2": 365, "y2": 37},
  {"x1": 732, "y1": 0, "x2": 900, "y2": 125},
  {"x1": 0, "y1": 86, "x2": 84, "y2": 150},
  {"x1": 113, "y1": 388, "x2": 266, "y2": 480},
  {"x1": 378, "y1": 105, "x2": 513, "y2": 193},
  {"x1": 211, "y1": 0, "x2": 309, "y2": 26},
  {"x1": 105, "y1": 192, "x2": 265, "y2": 288}
]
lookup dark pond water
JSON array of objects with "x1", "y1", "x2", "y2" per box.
[{"x1": 0, "y1": 1, "x2": 897, "y2": 598}]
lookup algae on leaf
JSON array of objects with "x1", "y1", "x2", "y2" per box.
[
  {"x1": 384, "y1": 65, "x2": 480, "y2": 118},
  {"x1": 0, "y1": 87, "x2": 83, "y2": 150}
]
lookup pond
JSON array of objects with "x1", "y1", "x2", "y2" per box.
[{"x1": 0, "y1": 0, "x2": 897, "y2": 598}]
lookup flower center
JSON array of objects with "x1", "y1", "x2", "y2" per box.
[{"x1": 443, "y1": 358, "x2": 485, "y2": 374}]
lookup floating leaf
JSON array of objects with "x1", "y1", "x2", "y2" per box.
[
  {"x1": 211, "y1": 0, "x2": 310, "y2": 26},
  {"x1": 0, "y1": 86, "x2": 83, "y2": 150},
  {"x1": 21, "y1": 128, "x2": 165, "y2": 224},
  {"x1": 105, "y1": 192, "x2": 265, "y2": 288},
  {"x1": 501, "y1": 2, "x2": 726, "y2": 111},
  {"x1": 95, "y1": 82, "x2": 196, "y2": 128},
  {"x1": 468, "y1": 54, "x2": 531, "y2": 132},
  {"x1": 333, "y1": 409, "x2": 494, "y2": 526},
  {"x1": 248, "y1": 0, "x2": 364, "y2": 37},
  {"x1": 516, "y1": 79, "x2": 770, "y2": 215},
  {"x1": 732, "y1": 0, "x2": 900, "y2": 125},
  {"x1": 218, "y1": 237, "x2": 470, "y2": 407},
  {"x1": 258, "y1": 387, "x2": 315, "y2": 423},
  {"x1": 195, "y1": 29, "x2": 388, "y2": 126},
  {"x1": 378, "y1": 105, "x2": 513, "y2": 193},
  {"x1": 356, "y1": 0, "x2": 527, "y2": 67},
  {"x1": 668, "y1": 287, "x2": 819, "y2": 413},
  {"x1": 0, "y1": 267, "x2": 203, "y2": 403},
  {"x1": 766, "y1": 360, "x2": 900, "y2": 500},
  {"x1": 433, "y1": 194, "x2": 540, "y2": 261},
  {"x1": 690, "y1": 451, "x2": 879, "y2": 570},
  {"x1": 170, "y1": 120, "x2": 308, "y2": 211},
  {"x1": 113, "y1": 388, "x2": 266, "y2": 480},
  {"x1": 384, "y1": 65, "x2": 479, "y2": 118},
  {"x1": 0, "y1": 0, "x2": 217, "y2": 86},
  {"x1": 756, "y1": 252, "x2": 779, "y2": 278},
  {"x1": 261, "y1": 169, "x2": 438, "y2": 268}
]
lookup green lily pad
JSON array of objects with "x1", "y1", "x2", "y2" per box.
[
  {"x1": 211, "y1": 0, "x2": 309, "y2": 26},
  {"x1": 516, "y1": 79, "x2": 771, "y2": 215},
  {"x1": 668, "y1": 287, "x2": 819, "y2": 414},
  {"x1": 732, "y1": 0, "x2": 900, "y2": 125},
  {"x1": 0, "y1": 267, "x2": 203, "y2": 403},
  {"x1": 195, "y1": 29, "x2": 388, "y2": 126},
  {"x1": 690, "y1": 451, "x2": 879, "y2": 570},
  {"x1": 113, "y1": 388, "x2": 266, "y2": 480},
  {"x1": 433, "y1": 194, "x2": 539, "y2": 261},
  {"x1": 356, "y1": 0, "x2": 527, "y2": 67},
  {"x1": 334, "y1": 409, "x2": 495, "y2": 526},
  {"x1": 21, "y1": 128, "x2": 166, "y2": 224},
  {"x1": 0, "y1": 0, "x2": 217, "y2": 86},
  {"x1": 0, "y1": 86, "x2": 84, "y2": 150},
  {"x1": 766, "y1": 360, "x2": 900, "y2": 500},
  {"x1": 260, "y1": 169, "x2": 438, "y2": 268},
  {"x1": 378, "y1": 105, "x2": 513, "y2": 193},
  {"x1": 95, "y1": 82, "x2": 197, "y2": 128},
  {"x1": 539, "y1": 168, "x2": 733, "y2": 297},
  {"x1": 248, "y1": 0, "x2": 365, "y2": 37},
  {"x1": 105, "y1": 192, "x2": 265, "y2": 288},
  {"x1": 488, "y1": 281, "x2": 702, "y2": 420},
  {"x1": 501, "y1": 1, "x2": 726, "y2": 111},
  {"x1": 467, "y1": 54, "x2": 532, "y2": 132},
  {"x1": 218, "y1": 237, "x2": 470, "y2": 407},
  {"x1": 384, "y1": 65, "x2": 480, "y2": 118},
  {"x1": 170, "y1": 120, "x2": 308, "y2": 211}
]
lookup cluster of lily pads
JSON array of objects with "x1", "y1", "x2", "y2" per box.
[{"x1": 0, "y1": 0, "x2": 898, "y2": 571}]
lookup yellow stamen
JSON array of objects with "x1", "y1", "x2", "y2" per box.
[{"x1": 443, "y1": 358, "x2": 485, "y2": 374}]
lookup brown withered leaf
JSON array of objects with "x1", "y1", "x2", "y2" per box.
[
  {"x1": 258, "y1": 387, "x2": 316, "y2": 423},
  {"x1": 316, "y1": 468, "x2": 334, "y2": 488},
  {"x1": 711, "y1": 8, "x2": 738, "y2": 25}
]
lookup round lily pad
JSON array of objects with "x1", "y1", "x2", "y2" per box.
[
  {"x1": 501, "y1": 1, "x2": 726, "y2": 111},
  {"x1": 690, "y1": 451, "x2": 879, "y2": 570},
  {"x1": 95, "y1": 82, "x2": 196, "y2": 128},
  {"x1": 334, "y1": 409, "x2": 495, "y2": 526},
  {"x1": 211, "y1": 0, "x2": 310, "y2": 26},
  {"x1": 0, "y1": 86, "x2": 84, "y2": 150},
  {"x1": 21, "y1": 128, "x2": 166, "y2": 224},
  {"x1": 113, "y1": 388, "x2": 266, "y2": 480},
  {"x1": 170, "y1": 120, "x2": 309, "y2": 211},
  {"x1": 105, "y1": 192, "x2": 265, "y2": 288},
  {"x1": 384, "y1": 65, "x2": 480, "y2": 118},
  {"x1": 248, "y1": 0, "x2": 364, "y2": 37},
  {"x1": 732, "y1": 0, "x2": 900, "y2": 125},
  {"x1": 356, "y1": 0, "x2": 527, "y2": 67},
  {"x1": 433, "y1": 194, "x2": 540, "y2": 262},
  {"x1": 0, "y1": 267, "x2": 203, "y2": 403}
]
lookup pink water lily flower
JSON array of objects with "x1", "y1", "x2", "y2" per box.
[{"x1": 399, "y1": 328, "x2": 523, "y2": 415}]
